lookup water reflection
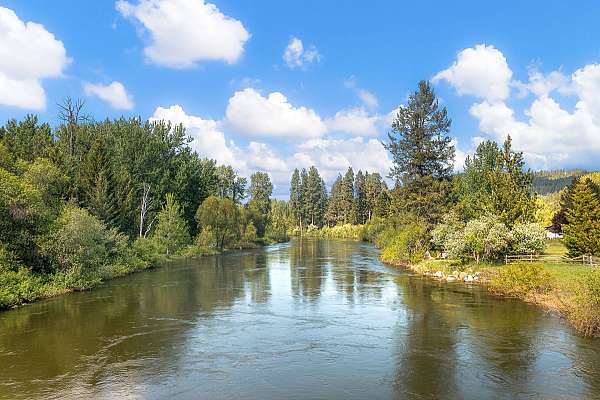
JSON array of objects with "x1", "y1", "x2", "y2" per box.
[{"x1": 0, "y1": 239, "x2": 598, "y2": 400}]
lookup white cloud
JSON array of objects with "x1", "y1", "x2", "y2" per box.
[
  {"x1": 433, "y1": 44, "x2": 512, "y2": 102},
  {"x1": 116, "y1": 0, "x2": 249, "y2": 68},
  {"x1": 84, "y1": 81, "x2": 134, "y2": 110},
  {"x1": 325, "y1": 107, "x2": 381, "y2": 136},
  {"x1": 514, "y1": 68, "x2": 569, "y2": 98},
  {"x1": 344, "y1": 76, "x2": 379, "y2": 109},
  {"x1": 0, "y1": 7, "x2": 69, "y2": 109},
  {"x1": 296, "y1": 137, "x2": 392, "y2": 183},
  {"x1": 225, "y1": 88, "x2": 327, "y2": 138},
  {"x1": 282, "y1": 37, "x2": 321, "y2": 69}
]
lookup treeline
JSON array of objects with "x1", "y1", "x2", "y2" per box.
[
  {"x1": 0, "y1": 101, "x2": 283, "y2": 308},
  {"x1": 288, "y1": 166, "x2": 389, "y2": 231},
  {"x1": 531, "y1": 169, "x2": 586, "y2": 195}
]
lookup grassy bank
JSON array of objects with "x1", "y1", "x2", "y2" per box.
[{"x1": 0, "y1": 244, "x2": 222, "y2": 310}]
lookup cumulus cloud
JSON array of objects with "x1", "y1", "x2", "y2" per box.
[
  {"x1": 282, "y1": 37, "x2": 321, "y2": 69},
  {"x1": 433, "y1": 44, "x2": 512, "y2": 102},
  {"x1": 0, "y1": 7, "x2": 70, "y2": 109},
  {"x1": 116, "y1": 0, "x2": 249, "y2": 68},
  {"x1": 225, "y1": 88, "x2": 327, "y2": 138},
  {"x1": 436, "y1": 44, "x2": 600, "y2": 169},
  {"x1": 151, "y1": 104, "x2": 244, "y2": 170},
  {"x1": 84, "y1": 81, "x2": 134, "y2": 110},
  {"x1": 296, "y1": 137, "x2": 392, "y2": 183},
  {"x1": 325, "y1": 107, "x2": 381, "y2": 136}
]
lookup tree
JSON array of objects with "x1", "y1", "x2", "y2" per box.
[
  {"x1": 289, "y1": 168, "x2": 302, "y2": 229},
  {"x1": 511, "y1": 223, "x2": 547, "y2": 254},
  {"x1": 445, "y1": 214, "x2": 512, "y2": 263},
  {"x1": 455, "y1": 136, "x2": 537, "y2": 226},
  {"x1": 340, "y1": 167, "x2": 356, "y2": 224},
  {"x1": 267, "y1": 200, "x2": 292, "y2": 241},
  {"x1": 196, "y1": 196, "x2": 240, "y2": 250},
  {"x1": 216, "y1": 165, "x2": 246, "y2": 204},
  {"x1": 355, "y1": 170, "x2": 367, "y2": 224},
  {"x1": 152, "y1": 194, "x2": 191, "y2": 255},
  {"x1": 364, "y1": 172, "x2": 386, "y2": 221},
  {"x1": 325, "y1": 174, "x2": 343, "y2": 226},
  {"x1": 385, "y1": 80, "x2": 455, "y2": 225},
  {"x1": 248, "y1": 172, "x2": 273, "y2": 237},
  {"x1": 562, "y1": 178, "x2": 600, "y2": 256},
  {"x1": 303, "y1": 166, "x2": 327, "y2": 227}
]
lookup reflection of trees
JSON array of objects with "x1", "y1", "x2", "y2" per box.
[
  {"x1": 0, "y1": 250, "x2": 270, "y2": 398},
  {"x1": 289, "y1": 239, "x2": 327, "y2": 301},
  {"x1": 390, "y1": 274, "x2": 583, "y2": 398}
]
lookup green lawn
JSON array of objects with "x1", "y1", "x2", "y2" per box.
[{"x1": 545, "y1": 239, "x2": 567, "y2": 256}]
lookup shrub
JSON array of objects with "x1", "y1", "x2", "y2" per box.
[
  {"x1": 380, "y1": 223, "x2": 429, "y2": 264},
  {"x1": 318, "y1": 224, "x2": 364, "y2": 240},
  {"x1": 39, "y1": 206, "x2": 128, "y2": 290},
  {"x1": 568, "y1": 270, "x2": 600, "y2": 336},
  {"x1": 489, "y1": 263, "x2": 551, "y2": 299},
  {"x1": 445, "y1": 214, "x2": 512, "y2": 263},
  {"x1": 511, "y1": 223, "x2": 547, "y2": 254}
]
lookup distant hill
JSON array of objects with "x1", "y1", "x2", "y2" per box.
[{"x1": 531, "y1": 169, "x2": 587, "y2": 195}]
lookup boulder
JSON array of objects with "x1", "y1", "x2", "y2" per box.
[
  {"x1": 434, "y1": 271, "x2": 444, "y2": 278},
  {"x1": 464, "y1": 274, "x2": 474, "y2": 283},
  {"x1": 446, "y1": 275, "x2": 457, "y2": 282}
]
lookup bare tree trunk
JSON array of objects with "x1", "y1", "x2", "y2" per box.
[{"x1": 139, "y1": 183, "x2": 152, "y2": 238}]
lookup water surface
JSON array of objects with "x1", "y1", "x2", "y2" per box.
[{"x1": 1, "y1": 239, "x2": 599, "y2": 399}]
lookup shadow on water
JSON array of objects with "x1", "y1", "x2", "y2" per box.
[{"x1": 0, "y1": 238, "x2": 599, "y2": 399}]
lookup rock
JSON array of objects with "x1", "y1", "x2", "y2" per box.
[
  {"x1": 434, "y1": 271, "x2": 444, "y2": 278},
  {"x1": 464, "y1": 274, "x2": 474, "y2": 283},
  {"x1": 446, "y1": 275, "x2": 457, "y2": 282},
  {"x1": 424, "y1": 251, "x2": 432, "y2": 260},
  {"x1": 459, "y1": 272, "x2": 467, "y2": 280},
  {"x1": 452, "y1": 270, "x2": 459, "y2": 277}
]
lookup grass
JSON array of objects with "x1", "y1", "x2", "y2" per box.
[{"x1": 545, "y1": 239, "x2": 568, "y2": 256}]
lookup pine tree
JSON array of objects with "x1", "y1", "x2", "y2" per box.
[
  {"x1": 385, "y1": 80, "x2": 455, "y2": 225},
  {"x1": 248, "y1": 172, "x2": 273, "y2": 237},
  {"x1": 341, "y1": 167, "x2": 356, "y2": 224},
  {"x1": 355, "y1": 170, "x2": 367, "y2": 224},
  {"x1": 326, "y1": 174, "x2": 343, "y2": 226},
  {"x1": 153, "y1": 193, "x2": 191, "y2": 255},
  {"x1": 289, "y1": 168, "x2": 302, "y2": 229},
  {"x1": 563, "y1": 178, "x2": 600, "y2": 256},
  {"x1": 364, "y1": 172, "x2": 386, "y2": 220}
]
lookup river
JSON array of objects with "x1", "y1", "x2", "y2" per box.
[{"x1": 1, "y1": 239, "x2": 599, "y2": 399}]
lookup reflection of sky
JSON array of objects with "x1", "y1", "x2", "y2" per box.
[{"x1": 1, "y1": 240, "x2": 599, "y2": 399}]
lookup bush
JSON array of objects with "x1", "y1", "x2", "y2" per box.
[
  {"x1": 511, "y1": 223, "x2": 547, "y2": 254},
  {"x1": 568, "y1": 270, "x2": 600, "y2": 336},
  {"x1": 489, "y1": 263, "x2": 551, "y2": 299},
  {"x1": 318, "y1": 224, "x2": 364, "y2": 240},
  {"x1": 445, "y1": 214, "x2": 512, "y2": 263},
  {"x1": 380, "y1": 223, "x2": 429, "y2": 264},
  {"x1": 39, "y1": 206, "x2": 128, "y2": 290}
]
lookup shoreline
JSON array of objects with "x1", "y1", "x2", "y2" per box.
[{"x1": 381, "y1": 258, "x2": 576, "y2": 333}]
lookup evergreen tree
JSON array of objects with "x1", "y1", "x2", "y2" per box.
[
  {"x1": 355, "y1": 170, "x2": 367, "y2": 224},
  {"x1": 304, "y1": 166, "x2": 327, "y2": 227},
  {"x1": 455, "y1": 136, "x2": 536, "y2": 226},
  {"x1": 289, "y1": 168, "x2": 302, "y2": 229},
  {"x1": 326, "y1": 174, "x2": 343, "y2": 226},
  {"x1": 562, "y1": 178, "x2": 600, "y2": 256},
  {"x1": 341, "y1": 167, "x2": 356, "y2": 224},
  {"x1": 364, "y1": 172, "x2": 387, "y2": 220},
  {"x1": 153, "y1": 193, "x2": 191, "y2": 255},
  {"x1": 384, "y1": 80, "x2": 455, "y2": 225}
]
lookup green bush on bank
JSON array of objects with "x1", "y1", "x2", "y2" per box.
[
  {"x1": 568, "y1": 270, "x2": 600, "y2": 336},
  {"x1": 489, "y1": 263, "x2": 551, "y2": 299}
]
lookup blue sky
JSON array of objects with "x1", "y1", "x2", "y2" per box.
[{"x1": 2, "y1": 1, "x2": 600, "y2": 195}]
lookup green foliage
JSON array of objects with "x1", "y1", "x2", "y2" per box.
[
  {"x1": 455, "y1": 136, "x2": 537, "y2": 226},
  {"x1": 317, "y1": 224, "x2": 365, "y2": 240},
  {"x1": 511, "y1": 223, "x2": 547, "y2": 254},
  {"x1": 568, "y1": 270, "x2": 600, "y2": 336},
  {"x1": 196, "y1": 227, "x2": 216, "y2": 248},
  {"x1": 266, "y1": 200, "x2": 292, "y2": 242},
  {"x1": 248, "y1": 171, "x2": 273, "y2": 237},
  {"x1": 443, "y1": 214, "x2": 512, "y2": 263},
  {"x1": 562, "y1": 178, "x2": 600, "y2": 256},
  {"x1": 152, "y1": 194, "x2": 191, "y2": 255},
  {"x1": 531, "y1": 169, "x2": 585, "y2": 195},
  {"x1": 196, "y1": 196, "x2": 240, "y2": 249},
  {"x1": 489, "y1": 263, "x2": 551, "y2": 299},
  {"x1": 385, "y1": 80, "x2": 455, "y2": 225},
  {"x1": 39, "y1": 206, "x2": 128, "y2": 289},
  {"x1": 380, "y1": 222, "x2": 429, "y2": 264}
]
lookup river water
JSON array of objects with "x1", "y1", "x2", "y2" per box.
[{"x1": 1, "y1": 239, "x2": 599, "y2": 399}]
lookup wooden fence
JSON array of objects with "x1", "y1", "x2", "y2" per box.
[{"x1": 505, "y1": 254, "x2": 600, "y2": 266}]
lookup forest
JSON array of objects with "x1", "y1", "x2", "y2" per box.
[{"x1": 2, "y1": 83, "x2": 600, "y2": 337}]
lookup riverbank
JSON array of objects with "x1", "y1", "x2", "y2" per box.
[
  {"x1": 381, "y1": 256, "x2": 600, "y2": 337},
  {"x1": 0, "y1": 244, "x2": 249, "y2": 311}
]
